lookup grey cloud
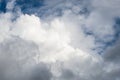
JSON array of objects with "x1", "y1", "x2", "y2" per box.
[
  {"x1": 29, "y1": 63, "x2": 52, "y2": 80},
  {"x1": 0, "y1": 37, "x2": 52, "y2": 80},
  {"x1": 103, "y1": 39, "x2": 120, "y2": 63},
  {"x1": 60, "y1": 69, "x2": 75, "y2": 80}
]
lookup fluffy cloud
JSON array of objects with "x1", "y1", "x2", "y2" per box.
[{"x1": 0, "y1": 0, "x2": 120, "y2": 80}]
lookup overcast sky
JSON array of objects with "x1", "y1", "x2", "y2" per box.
[{"x1": 0, "y1": 0, "x2": 120, "y2": 80}]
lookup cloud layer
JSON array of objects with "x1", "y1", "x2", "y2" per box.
[{"x1": 0, "y1": 0, "x2": 120, "y2": 80}]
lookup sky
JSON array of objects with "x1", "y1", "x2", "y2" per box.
[{"x1": 0, "y1": 0, "x2": 120, "y2": 80}]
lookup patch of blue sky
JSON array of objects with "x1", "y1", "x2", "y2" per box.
[
  {"x1": 0, "y1": 0, "x2": 7, "y2": 13},
  {"x1": 14, "y1": 0, "x2": 44, "y2": 14},
  {"x1": 13, "y1": 0, "x2": 90, "y2": 18}
]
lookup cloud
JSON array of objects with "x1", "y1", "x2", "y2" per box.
[
  {"x1": 0, "y1": 0, "x2": 120, "y2": 80},
  {"x1": 0, "y1": 37, "x2": 52, "y2": 80},
  {"x1": 29, "y1": 63, "x2": 52, "y2": 80},
  {"x1": 0, "y1": 12, "x2": 12, "y2": 43},
  {"x1": 103, "y1": 39, "x2": 120, "y2": 63}
]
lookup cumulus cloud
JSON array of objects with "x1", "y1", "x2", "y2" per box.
[{"x1": 0, "y1": 0, "x2": 120, "y2": 80}]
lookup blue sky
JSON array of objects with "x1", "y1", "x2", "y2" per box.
[{"x1": 0, "y1": 0, "x2": 120, "y2": 80}]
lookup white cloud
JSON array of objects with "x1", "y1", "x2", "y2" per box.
[
  {"x1": 0, "y1": 13, "x2": 12, "y2": 43},
  {"x1": 0, "y1": 0, "x2": 120, "y2": 80}
]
